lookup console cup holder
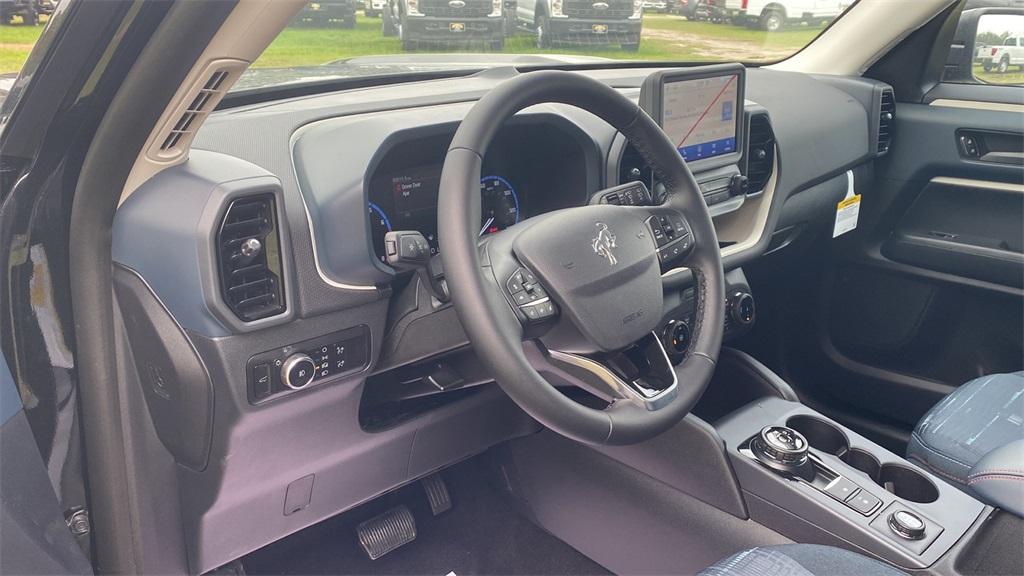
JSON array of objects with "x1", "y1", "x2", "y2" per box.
[
  {"x1": 785, "y1": 415, "x2": 849, "y2": 456},
  {"x1": 875, "y1": 464, "x2": 939, "y2": 503},
  {"x1": 786, "y1": 416, "x2": 940, "y2": 504},
  {"x1": 841, "y1": 448, "x2": 881, "y2": 479},
  {"x1": 842, "y1": 453, "x2": 939, "y2": 504}
]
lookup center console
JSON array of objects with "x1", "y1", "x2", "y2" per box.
[{"x1": 715, "y1": 397, "x2": 988, "y2": 571}]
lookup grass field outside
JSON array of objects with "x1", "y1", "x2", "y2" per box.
[
  {"x1": 254, "y1": 14, "x2": 817, "y2": 67},
  {"x1": 973, "y1": 62, "x2": 1024, "y2": 85},
  {"x1": 3, "y1": 13, "x2": 1024, "y2": 89},
  {"x1": 2, "y1": 14, "x2": 812, "y2": 74}
]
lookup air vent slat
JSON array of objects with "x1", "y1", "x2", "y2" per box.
[
  {"x1": 204, "y1": 70, "x2": 229, "y2": 91},
  {"x1": 216, "y1": 194, "x2": 285, "y2": 322},
  {"x1": 158, "y1": 66, "x2": 233, "y2": 153},
  {"x1": 745, "y1": 112, "x2": 775, "y2": 194}
]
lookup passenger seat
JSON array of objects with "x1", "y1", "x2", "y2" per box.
[{"x1": 907, "y1": 372, "x2": 1023, "y2": 516}]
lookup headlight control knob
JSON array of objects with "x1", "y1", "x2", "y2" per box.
[{"x1": 282, "y1": 354, "x2": 316, "y2": 390}]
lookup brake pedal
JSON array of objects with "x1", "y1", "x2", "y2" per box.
[
  {"x1": 357, "y1": 505, "x2": 417, "y2": 560},
  {"x1": 421, "y1": 473, "x2": 452, "y2": 516}
]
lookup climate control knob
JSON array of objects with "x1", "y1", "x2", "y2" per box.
[
  {"x1": 730, "y1": 292, "x2": 755, "y2": 326},
  {"x1": 281, "y1": 354, "x2": 317, "y2": 390},
  {"x1": 662, "y1": 320, "x2": 692, "y2": 358}
]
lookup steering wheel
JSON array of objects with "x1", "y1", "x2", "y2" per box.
[{"x1": 438, "y1": 70, "x2": 725, "y2": 445}]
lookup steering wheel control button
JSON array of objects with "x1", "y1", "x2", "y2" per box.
[
  {"x1": 648, "y1": 212, "x2": 694, "y2": 268},
  {"x1": 887, "y1": 510, "x2": 926, "y2": 539},
  {"x1": 824, "y1": 477, "x2": 861, "y2": 503},
  {"x1": 507, "y1": 268, "x2": 555, "y2": 321},
  {"x1": 847, "y1": 490, "x2": 882, "y2": 516},
  {"x1": 282, "y1": 354, "x2": 317, "y2": 390}
]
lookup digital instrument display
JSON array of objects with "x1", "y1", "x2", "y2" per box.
[
  {"x1": 639, "y1": 64, "x2": 745, "y2": 165},
  {"x1": 367, "y1": 166, "x2": 520, "y2": 264}
]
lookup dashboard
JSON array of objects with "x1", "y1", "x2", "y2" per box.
[{"x1": 111, "y1": 63, "x2": 895, "y2": 575}]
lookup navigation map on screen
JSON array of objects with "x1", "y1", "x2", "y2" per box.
[{"x1": 661, "y1": 74, "x2": 738, "y2": 162}]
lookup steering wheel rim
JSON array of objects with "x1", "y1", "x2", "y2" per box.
[{"x1": 438, "y1": 70, "x2": 725, "y2": 445}]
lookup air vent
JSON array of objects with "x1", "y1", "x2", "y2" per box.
[
  {"x1": 148, "y1": 59, "x2": 247, "y2": 162},
  {"x1": 746, "y1": 113, "x2": 775, "y2": 194},
  {"x1": 217, "y1": 194, "x2": 286, "y2": 322},
  {"x1": 877, "y1": 89, "x2": 895, "y2": 154},
  {"x1": 161, "y1": 70, "x2": 229, "y2": 152}
]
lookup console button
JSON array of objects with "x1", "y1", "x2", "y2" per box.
[
  {"x1": 888, "y1": 510, "x2": 926, "y2": 540},
  {"x1": 846, "y1": 490, "x2": 881, "y2": 515},
  {"x1": 824, "y1": 477, "x2": 860, "y2": 503},
  {"x1": 253, "y1": 363, "x2": 272, "y2": 400}
]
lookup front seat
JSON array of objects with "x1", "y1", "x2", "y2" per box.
[
  {"x1": 698, "y1": 545, "x2": 905, "y2": 576},
  {"x1": 906, "y1": 371, "x2": 1024, "y2": 515}
]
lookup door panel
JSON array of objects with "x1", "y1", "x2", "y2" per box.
[
  {"x1": 1, "y1": 352, "x2": 93, "y2": 575},
  {"x1": 764, "y1": 98, "x2": 1023, "y2": 450},
  {"x1": 882, "y1": 178, "x2": 1023, "y2": 287}
]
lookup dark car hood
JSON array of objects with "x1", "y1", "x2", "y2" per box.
[{"x1": 232, "y1": 53, "x2": 614, "y2": 91}]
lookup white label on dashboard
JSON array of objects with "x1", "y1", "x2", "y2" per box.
[{"x1": 833, "y1": 171, "x2": 860, "y2": 238}]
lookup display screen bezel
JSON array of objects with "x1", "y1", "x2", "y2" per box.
[{"x1": 639, "y1": 64, "x2": 746, "y2": 173}]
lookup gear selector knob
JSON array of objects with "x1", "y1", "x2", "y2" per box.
[{"x1": 751, "y1": 425, "x2": 813, "y2": 478}]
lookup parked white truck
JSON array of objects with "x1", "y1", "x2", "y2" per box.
[
  {"x1": 722, "y1": 0, "x2": 846, "y2": 32},
  {"x1": 513, "y1": 0, "x2": 643, "y2": 51},
  {"x1": 977, "y1": 36, "x2": 1024, "y2": 73}
]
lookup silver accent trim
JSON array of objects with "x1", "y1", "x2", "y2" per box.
[
  {"x1": 930, "y1": 99, "x2": 1024, "y2": 113},
  {"x1": 931, "y1": 176, "x2": 1024, "y2": 194},
  {"x1": 548, "y1": 334, "x2": 678, "y2": 411},
  {"x1": 289, "y1": 123, "x2": 378, "y2": 291},
  {"x1": 519, "y1": 296, "x2": 551, "y2": 307}
]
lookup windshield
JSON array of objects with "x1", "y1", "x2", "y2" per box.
[
  {"x1": 1, "y1": 0, "x2": 853, "y2": 96},
  {"x1": 233, "y1": 0, "x2": 853, "y2": 91}
]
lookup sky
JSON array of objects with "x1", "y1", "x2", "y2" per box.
[{"x1": 977, "y1": 14, "x2": 1024, "y2": 36}]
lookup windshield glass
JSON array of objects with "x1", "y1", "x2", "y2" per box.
[
  {"x1": 233, "y1": 0, "x2": 854, "y2": 91},
  {"x1": 0, "y1": 0, "x2": 853, "y2": 95}
]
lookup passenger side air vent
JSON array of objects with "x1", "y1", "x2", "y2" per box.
[
  {"x1": 216, "y1": 194, "x2": 286, "y2": 322},
  {"x1": 877, "y1": 89, "x2": 895, "y2": 154},
  {"x1": 746, "y1": 112, "x2": 775, "y2": 194}
]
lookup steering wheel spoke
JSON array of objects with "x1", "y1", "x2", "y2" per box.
[{"x1": 545, "y1": 333, "x2": 679, "y2": 411}]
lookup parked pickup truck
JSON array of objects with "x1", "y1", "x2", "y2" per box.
[
  {"x1": 296, "y1": 0, "x2": 358, "y2": 28},
  {"x1": 365, "y1": 0, "x2": 388, "y2": 17},
  {"x1": 977, "y1": 36, "x2": 1024, "y2": 73},
  {"x1": 383, "y1": 0, "x2": 506, "y2": 50},
  {"x1": 722, "y1": 0, "x2": 845, "y2": 32},
  {"x1": 514, "y1": 0, "x2": 642, "y2": 51}
]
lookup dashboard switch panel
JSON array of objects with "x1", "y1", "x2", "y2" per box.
[{"x1": 247, "y1": 325, "x2": 370, "y2": 404}]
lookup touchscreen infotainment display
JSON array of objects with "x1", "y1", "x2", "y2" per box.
[
  {"x1": 661, "y1": 74, "x2": 738, "y2": 162},
  {"x1": 639, "y1": 64, "x2": 745, "y2": 166}
]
